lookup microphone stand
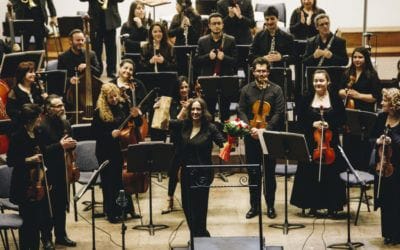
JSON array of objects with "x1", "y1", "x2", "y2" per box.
[{"x1": 116, "y1": 190, "x2": 128, "y2": 250}]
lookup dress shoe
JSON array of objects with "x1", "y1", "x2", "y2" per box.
[
  {"x1": 55, "y1": 236, "x2": 77, "y2": 247},
  {"x1": 246, "y1": 208, "x2": 259, "y2": 219},
  {"x1": 267, "y1": 207, "x2": 277, "y2": 219},
  {"x1": 108, "y1": 215, "x2": 122, "y2": 224},
  {"x1": 43, "y1": 240, "x2": 55, "y2": 250},
  {"x1": 384, "y1": 238, "x2": 392, "y2": 245},
  {"x1": 162, "y1": 197, "x2": 175, "y2": 214},
  {"x1": 128, "y1": 212, "x2": 142, "y2": 219}
]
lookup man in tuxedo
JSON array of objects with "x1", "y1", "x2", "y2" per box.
[
  {"x1": 80, "y1": 0, "x2": 124, "y2": 78},
  {"x1": 194, "y1": 12, "x2": 237, "y2": 122},
  {"x1": 11, "y1": 0, "x2": 57, "y2": 50}
]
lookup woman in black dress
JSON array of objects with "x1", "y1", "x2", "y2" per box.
[
  {"x1": 169, "y1": 97, "x2": 225, "y2": 237},
  {"x1": 339, "y1": 47, "x2": 381, "y2": 171},
  {"x1": 91, "y1": 83, "x2": 140, "y2": 223},
  {"x1": 290, "y1": 69, "x2": 346, "y2": 217},
  {"x1": 121, "y1": 1, "x2": 149, "y2": 53},
  {"x1": 289, "y1": 0, "x2": 325, "y2": 40},
  {"x1": 371, "y1": 88, "x2": 400, "y2": 245}
]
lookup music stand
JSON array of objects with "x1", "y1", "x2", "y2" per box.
[
  {"x1": 135, "y1": 72, "x2": 178, "y2": 97},
  {"x1": 127, "y1": 142, "x2": 174, "y2": 235},
  {"x1": 328, "y1": 146, "x2": 364, "y2": 249},
  {"x1": 345, "y1": 109, "x2": 377, "y2": 141},
  {"x1": 2, "y1": 19, "x2": 34, "y2": 51},
  {"x1": 57, "y1": 16, "x2": 83, "y2": 37},
  {"x1": 270, "y1": 66, "x2": 293, "y2": 102},
  {"x1": 37, "y1": 70, "x2": 67, "y2": 96},
  {"x1": 236, "y1": 44, "x2": 251, "y2": 81},
  {"x1": 142, "y1": 0, "x2": 171, "y2": 21},
  {"x1": 173, "y1": 45, "x2": 197, "y2": 79},
  {"x1": 0, "y1": 50, "x2": 44, "y2": 80},
  {"x1": 262, "y1": 131, "x2": 310, "y2": 234},
  {"x1": 74, "y1": 160, "x2": 110, "y2": 250}
]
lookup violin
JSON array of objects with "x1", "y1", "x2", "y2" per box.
[
  {"x1": 344, "y1": 75, "x2": 356, "y2": 109},
  {"x1": 312, "y1": 106, "x2": 335, "y2": 181},
  {"x1": 64, "y1": 136, "x2": 80, "y2": 183},
  {"x1": 375, "y1": 126, "x2": 394, "y2": 198},
  {"x1": 249, "y1": 84, "x2": 271, "y2": 129}
]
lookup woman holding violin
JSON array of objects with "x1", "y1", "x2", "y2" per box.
[
  {"x1": 339, "y1": 47, "x2": 381, "y2": 171},
  {"x1": 291, "y1": 69, "x2": 346, "y2": 217},
  {"x1": 6, "y1": 61, "x2": 48, "y2": 129},
  {"x1": 7, "y1": 103, "x2": 53, "y2": 249},
  {"x1": 370, "y1": 88, "x2": 400, "y2": 245},
  {"x1": 91, "y1": 83, "x2": 140, "y2": 223}
]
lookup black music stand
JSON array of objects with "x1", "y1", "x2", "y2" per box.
[
  {"x1": 236, "y1": 44, "x2": 251, "y2": 82},
  {"x1": 262, "y1": 131, "x2": 310, "y2": 234},
  {"x1": 74, "y1": 160, "x2": 110, "y2": 250},
  {"x1": 127, "y1": 142, "x2": 174, "y2": 235},
  {"x1": 135, "y1": 72, "x2": 178, "y2": 98},
  {"x1": 36, "y1": 70, "x2": 67, "y2": 96},
  {"x1": 2, "y1": 19, "x2": 34, "y2": 51},
  {"x1": 328, "y1": 146, "x2": 364, "y2": 249},
  {"x1": 303, "y1": 66, "x2": 347, "y2": 96},
  {"x1": 174, "y1": 45, "x2": 197, "y2": 79},
  {"x1": 57, "y1": 16, "x2": 83, "y2": 37},
  {"x1": 0, "y1": 50, "x2": 44, "y2": 80},
  {"x1": 345, "y1": 109, "x2": 377, "y2": 141},
  {"x1": 270, "y1": 66, "x2": 293, "y2": 102}
]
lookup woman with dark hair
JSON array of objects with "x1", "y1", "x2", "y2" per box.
[
  {"x1": 91, "y1": 83, "x2": 140, "y2": 223},
  {"x1": 290, "y1": 69, "x2": 346, "y2": 217},
  {"x1": 289, "y1": 0, "x2": 325, "y2": 39},
  {"x1": 140, "y1": 23, "x2": 177, "y2": 72},
  {"x1": 339, "y1": 47, "x2": 381, "y2": 171},
  {"x1": 120, "y1": 1, "x2": 149, "y2": 53},
  {"x1": 6, "y1": 61, "x2": 47, "y2": 127},
  {"x1": 371, "y1": 88, "x2": 400, "y2": 245},
  {"x1": 7, "y1": 103, "x2": 54, "y2": 249},
  {"x1": 169, "y1": 97, "x2": 225, "y2": 237}
]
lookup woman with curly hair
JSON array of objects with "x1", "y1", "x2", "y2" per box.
[
  {"x1": 91, "y1": 83, "x2": 141, "y2": 223},
  {"x1": 371, "y1": 88, "x2": 400, "y2": 245}
]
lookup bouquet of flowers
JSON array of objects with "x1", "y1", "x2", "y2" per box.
[{"x1": 219, "y1": 118, "x2": 250, "y2": 162}]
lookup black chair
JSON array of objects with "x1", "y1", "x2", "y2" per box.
[
  {"x1": 72, "y1": 123, "x2": 93, "y2": 141},
  {"x1": 339, "y1": 170, "x2": 374, "y2": 225},
  {"x1": 255, "y1": 3, "x2": 287, "y2": 27}
]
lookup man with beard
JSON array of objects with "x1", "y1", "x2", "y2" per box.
[
  {"x1": 194, "y1": 12, "x2": 237, "y2": 122},
  {"x1": 35, "y1": 94, "x2": 77, "y2": 248},
  {"x1": 57, "y1": 29, "x2": 102, "y2": 104},
  {"x1": 238, "y1": 57, "x2": 284, "y2": 219}
]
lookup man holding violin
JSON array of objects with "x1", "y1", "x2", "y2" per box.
[
  {"x1": 238, "y1": 57, "x2": 284, "y2": 219},
  {"x1": 35, "y1": 94, "x2": 77, "y2": 248}
]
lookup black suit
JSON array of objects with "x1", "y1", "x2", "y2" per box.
[
  {"x1": 35, "y1": 116, "x2": 72, "y2": 241},
  {"x1": 80, "y1": 0, "x2": 124, "y2": 76},
  {"x1": 11, "y1": 0, "x2": 57, "y2": 50},
  {"x1": 194, "y1": 34, "x2": 237, "y2": 121}
]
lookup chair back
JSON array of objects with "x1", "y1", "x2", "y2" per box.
[
  {"x1": 255, "y1": 3, "x2": 287, "y2": 27},
  {"x1": 0, "y1": 165, "x2": 13, "y2": 198},
  {"x1": 75, "y1": 140, "x2": 99, "y2": 172}
]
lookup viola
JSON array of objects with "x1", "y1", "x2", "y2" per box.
[
  {"x1": 312, "y1": 106, "x2": 335, "y2": 165},
  {"x1": 249, "y1": 84, "x2": 271, "y2": 129},
  {"x1": 65, "y1": 148, "x2": 80, "y2": 183},
  {"x1": 344, "y1": 75, "x2": 356, "y2": 109},
  {"x1": 26, "y1": 157, "x2": 46, "y2": 202}
]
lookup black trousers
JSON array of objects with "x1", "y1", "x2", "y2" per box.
[
  {"x1": 244, "y1": 135, "x2": 277, "y2": 209},
  {"x1": 22, "y1": 7, "x2": 46, "y2": 50},
  {"x1": 181, "y1": 167, "x2": 213, "y2": 237},
  {"x1": 92, "y1": 28, "x2": 117, "y2": 75},
  {"x1": 204, "y1": 96, "x2": 231, "y2": 123},
  {"x1": 19, "y1": 199, "x2": 51, "y2": 250}
]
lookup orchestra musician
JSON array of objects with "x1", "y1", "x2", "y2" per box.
[
  {"x1": 34, "y1": 95, "x2": 77, "y2": 247},
  {"x1": 120, "y1": 1, "x2": 150, "y2": 54},
  {"x1": 370, "y1": 88, "x2": 400, "y2": 245},
  {"x1": 140, "y1": 22, "x2": 177, "y2": 72},
  {"x1": 248, "y1": 6, "x2": 295, "y2": 67},
  {"x1": 168, "y1": 97, "x2": 225, "y2": 237},
  {"x1": 290, "y1": 69, "x2": 346, "y2": 218},
  {"x1": 6, "y1": 61, "x2": 48, "y2": 129},
  {"x1": 57, "y1": 29, "x2": 102, "y2": 106},
  {"x1": 289, "y1": 0, "x2": 326, "y2": 40},
  {"x1": 7, "y1": 103, "x2": 53, "y2": 250},
  {"x1": 238, "y1": 57, "x2": 284, "y2": 219},
  {"x1": 91, "y1": 83, "x2": 138, "y2": 223},
  {"x1": 79, "y1": 0, "x2": 124, "y2": 78},
  {"x1": 194, "y1": 12, "x2": 237, "y2": 122},
  {"x1": 11, "y1": 0, "x2": 58, "y2": 50},
  {"x1": 339, "y1": 47, "x2": 381, "y2": 171},
  {"x1": 302, "y1": 13, "x2": 348, "y2": 67}
]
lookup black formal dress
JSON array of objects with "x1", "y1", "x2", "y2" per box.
[
  {"x1": 340, "y1": 70, "x2": 381, "y2": 171},
  {"x1": 34, "y1": 116, "x2": 72, "y2": 242},
  {"x1": 120, "y1": 22, "x2": 148, "y2": 53},
  {"x1": 7, "y1": 127, "x2": 52, "y2": 250},
  {"x1": 11, "y1": 0, "x2": 57, "y2": 50},
  {"x1": 80, "y1": 0, "x2": 124, "y2": 76},
  {"x1": 91, "y1": 102, "x2": 138, "y2": 222},
  {"x1": 289, "y1": 7, "x2": 325, "y2": 40},
  {"x1": 290, "y1": 91, "x2": 346, "y2": 211},
  {"x1": 169, "y1": 119, "x2": 225, "y2": 237},
  {"x1": 140, "y1": 42, "x2": 177, "y2": 72},
  {"x1": 238, "y1": 81, "x2": 285, "y2": 210},
  {"x1": 371, "y1": 112, "x2": 400, "y2": 243}
]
